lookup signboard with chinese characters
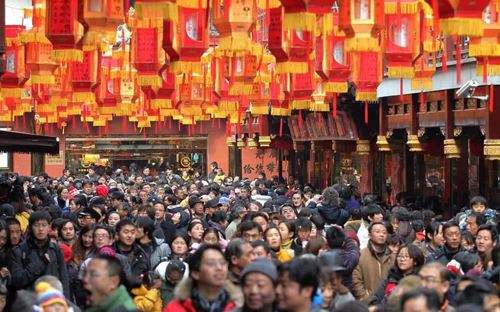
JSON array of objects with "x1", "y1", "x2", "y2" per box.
[{"x1": 241, "y1": 148, "x2": 288, "y2": 180}]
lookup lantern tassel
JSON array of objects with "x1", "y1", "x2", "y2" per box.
[
  {"x1": 279, "y1": 117, "x2": 283, "y2": 137},
  {"x1": 298, "y1": 110, "x2": 303, "y2": 130}
]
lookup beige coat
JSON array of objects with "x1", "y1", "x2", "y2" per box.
[{"x1": 352, "y1": 243, "x2": 393, "y2": 301}]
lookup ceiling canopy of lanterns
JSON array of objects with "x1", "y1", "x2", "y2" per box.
[{"x1": 1, "y1": 0, "x2": 499, "y2": 136}]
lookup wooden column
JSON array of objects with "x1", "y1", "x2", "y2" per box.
[{"x1": 0, "y1": 0, "x2": 5, "y2": 75}]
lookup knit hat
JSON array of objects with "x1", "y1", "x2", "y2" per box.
[
  {"x1": 241, "y1": 259, "x2": 278, "y2": 283},
  {"x1": 35, "y1": 282, "x2": 68, "y2": 310}
]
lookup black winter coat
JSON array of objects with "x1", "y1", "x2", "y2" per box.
[
  {"x1": 10, "y1": 238, "x2": 69, "y2": 297},
  {"x1": 318, "y1": 203, "x2": 350, "y2": 226},
  {"x1": 113, "y1": 243, "x2": 150, "y2": 278}
]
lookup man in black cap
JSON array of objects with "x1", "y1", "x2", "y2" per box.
[
  {"x1": 236, "y1": 259, "x2": 278, "y2": 312},
  {"x1": 319, "y1": 250, "x2": 355, "y2": 311},
  {"x1": 188, "y1": 195, "x2": 207, "y2": 226}
]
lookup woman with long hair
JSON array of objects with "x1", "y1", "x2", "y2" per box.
[
  {"x1": 264, "y1": 225, "x2": 294, "y2": 262},
  {"x1": 71, "y1": 225, "x2": 94, "y2": 267},
  {"x1": 371, "y1": 244, "x2": 425, "y2": 305}
]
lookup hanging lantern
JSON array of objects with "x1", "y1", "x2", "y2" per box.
[
  {"x1": 46, "y1": 0, "x2": 84, "y2": 61},
  {"x1": 351, "y1": 51, "x2": 382, "y2": 101},
  {"x1": 135, "y1": 0, "x2": 177, "y2": 24},
  {"x1": 270, "y1": 73, "x2": 290, "y2": 116},
  {"x1": 70, "y1": 50, "x2": 99, "y2": 108},
  {"x1": 470, "y1": 1, "x2": 500, "y2": 80},
  {"x1": 289, "y1": 70, "x2": 314, "y2": 110},
  {"x1": 425, "y1": 0, "x2": 491, "y2": 37},
  {"x1": 163, "y1": 0, "x2": 208, "y2": 74},
  {"x1": 318, "y1": 13, "x2": 351, "y2": 94},
  {"x1": 1, "y1": 26, "x2": 27, "y2": 101},
  {"x1": 384, "y1": 0, "x2": 420, "y2": 79},
  {"x1": 132, "y1": 27, "x2": 162, "y2": 89},
  {"x1": 82, "y1": 0, "x2": 125, "y2": 51},
  {"x1": 268, "y1": 4, "x2": 313, "y2": 74},
  {"x1": 339, "y1": 0, "x2": 385, "y2": 52}
]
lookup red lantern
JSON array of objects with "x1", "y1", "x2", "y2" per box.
[
  {"x1": 384, "y1": 0, "x2": 420, "y2": 79},
  {"x1": 133, "y1": 27, "x2": 162, "y2": 89},
  {"x1": 351, "y1": 51, "x2": 382, "y2": 101},
  {"x1": 425, "y1": 0, "x2": 491, "y2": 37},
  {"x1": 317, "y1": 13, "x2": 351, "y2": 94},
  {"x1": 46, "y1": 0, "x2": 84, "y2": 61},
  {"x1": 339, "y1": 0, "x2": 385, "y2": 52},
  {"x1": 163, "y1": 1, "x2": 208, "y2": 74},
  {"x1": 82, "y1": 0, "x2": 125, "y2": 51},
  {"x1": 1, "y1": 26, "x2": 27, "y2": 99},
  {"x1": 70, "y1": 50, "x2": 99, "y2": 106},
  {"x1": 268, "y1": 4, "x2": 314, "y2": 74}
]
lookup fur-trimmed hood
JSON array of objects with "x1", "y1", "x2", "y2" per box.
[{"x1": 173, "y1": 276, "x2": 244, "y2": 308}]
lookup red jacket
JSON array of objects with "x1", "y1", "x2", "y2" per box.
[{"x1": 163, "y1": 298, "x2": 236, "y2": 312}]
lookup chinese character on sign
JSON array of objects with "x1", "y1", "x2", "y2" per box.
[{"x1": 243, "y1": 164, "x2": 254, "y2": 174}]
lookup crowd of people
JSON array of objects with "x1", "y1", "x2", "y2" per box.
[{"x1": 0, "y1": 162, "x2": 498, "y2": 312}]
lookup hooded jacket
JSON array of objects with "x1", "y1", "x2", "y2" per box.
[{"x1": 163, "y1": 276, "x2": 243, "y2": 312}]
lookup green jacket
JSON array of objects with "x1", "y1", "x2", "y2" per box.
[{"x1": 86, "y1": 285, "x2": 137, "y2": 312}]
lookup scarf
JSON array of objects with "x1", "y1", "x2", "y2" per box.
[{"x1": 191, "y1": 287, "x2": 230, "y2": 312}]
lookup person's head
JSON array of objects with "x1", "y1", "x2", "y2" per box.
[
  {"x1": 264, "y1": 226, "x2": 282, "y2": 251},
  {"x1": 202, "y1": 228, "x2": 220, "y2": 246},
  {"x1": 189, "y1": 196, "x2": 204, "y2": 216},
  {"x1": 363, "y1": 204, "x2": 384, "y2": 223},
  {"x1": 276, "y1": 256, "x2": 319, "y2": 311},
  {"x1": 387, "y1": 233, "x2": 405, "y2": 255},
  {"x1": 470, "y1": 196, "x2": 487, "y2": 213},
  {"x1": 295, "y1": 218, "x2": 312, "y2": 242},
  {"x1": 170, "y1": 235, "x2": 189, "y2": 257},
  {"x1": 280, "y1": 204, "x2": 297, "y2": 220},
  {"x1": 153, "y1": 202, "x2": 166, "y2": 221},
  {"x1": 106, "y1": 210, "x2": 120, "y2": 227},
  {"x1": 395, "y1": 244, "x2": 425, "y2": 274},
  {"x1": 187, "y1": 244, "x2": 227, "y2": 289},
  {"x1": 93, "y1": 225, "x2": 114, "y2": 249},
  {"x1": 57, "y1": 219, "x2": 75, "y2": 243},
  {"x1": 115, "y1": 219, "x2": 136, "y2": 248},
  {"x1": 419, "y1": 262, "x2": 452, "y2": 302},
  {"x1": 251, "y1": 240, "x2": 272, "y2": 260},
  {"x1": 368, "y1": 221, "x2": 388, "y2": 247},
  {"x1": 461, "y1": 231, "x2": 475, "y2": 251},
  {"x1": 135, "y1": 216, "x2": 155, "y2": 242},
  {"x1": 291, "y1": 192, "x2": 303, "y2": 208},
  {"x1": 241, "y1": 259, "x2": 278, "y2": 311},
  {"x1": 35, "y1": 281, "x2": 68, "y2": 312},
  {"x1": 304, "y1": 236, "x2": 327, "y2": 256},
  {"x1": 29, "y1": 210, "x2": 52, "y2": 242},
  {"x1": 239, "y1": 220, "x2": 263, "y2": 243},
  {"x1": 251, "y1": 212, "x2": 269, "y2": 233},
  {"x1": 466, "y1": 212, "x2": 486, "y2": 236},
  {"x1": 82, "y1": 180, "x2": 94, "y2": 195},
  {"x1": 6, "y1": 217, "x2": 22, "y2": 247},
  {"x1": 325, "y1": 226, "x2": 346, "y2": 249},
  {"x1": 83, "y1": 255, "x2": 125, "y2": 305},
  {"x1": 79, "y1": 226, "x2": 94, "y2": 249},
  {"x1": 164, "y1": 260, "x2": 186, "y2": 285},
  {"x1": 187, "y1": 221, "x2": 204, "y2": 243},
  {"x1": 225, "y1": 238, "x2": 255, "y2": 273},
  {"x1": 278, "y1": 220, "x2": 295, "y2": 243},
  {"x1": 425, "y1": 221, "x2": 444, "y2": 247},
  {"x1": 401, "y1": 287, "x2": 441, "y2": 312},
  {"x1": 476, "y1": 223, "x2": 498, "y2": 254},
  {"x1": 442, "y1": 221, "x2": 461, "y2": 251}
]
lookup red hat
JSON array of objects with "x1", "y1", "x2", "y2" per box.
[
  {"x1": 68, "y1": 186, "x2": 79, "y2": 200},
  {"x1": 58, "y1": 243, "x2": 72, "y2": 263},
  {"x1": 95, "y1": 185, "x2": 109, "y2": 197}
]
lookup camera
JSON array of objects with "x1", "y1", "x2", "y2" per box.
[{"x1": 456, "y1": 80, "x2": 479, "y2": 98}]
